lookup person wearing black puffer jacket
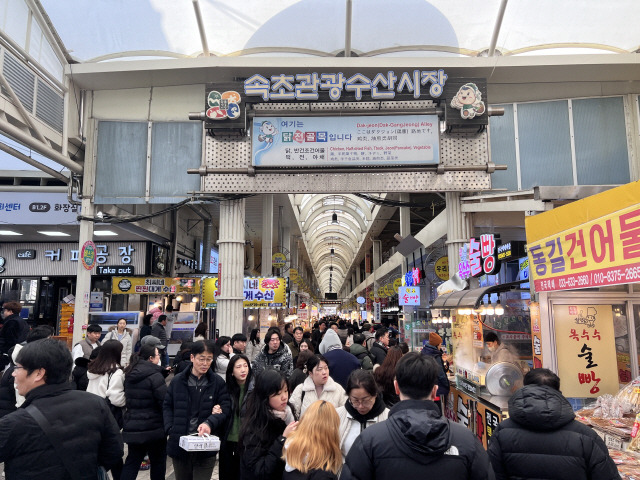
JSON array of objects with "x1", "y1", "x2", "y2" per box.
[
  {"x1": 163, "y1": 340, "x2": 231, "y2": 480},
  {"x1": 120, "y1": 344, "x2": 168, "y2": 480},
  {"x1": 342, "y1": 353, "x2": 493, "y2": 480},
  {"x1": 488, "y1": 368, "x2": 618, "y2": 480}
]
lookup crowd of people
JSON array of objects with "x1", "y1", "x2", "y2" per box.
[{"x1": 0, "y1": 307, "x2": 621, "y2": 480}]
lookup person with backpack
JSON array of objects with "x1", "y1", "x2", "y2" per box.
[{"x1": 349, "y1": 333, "x2": 374, "y2": 370}]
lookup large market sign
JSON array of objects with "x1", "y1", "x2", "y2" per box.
[
  {"x1": 202, "y1": 277, "x2": 287, "y2": 308},
  {"x1": 112, "y1": 277, "x2": 200, "y2": 295},
  {"x1": 526, "y1": 180, "x2": 640, "y2": 292}
]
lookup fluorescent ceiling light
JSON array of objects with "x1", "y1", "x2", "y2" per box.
[
  {"x1": 38, "y1": 231, "x2": 70, "y2": 237},
  {"x1": 0, "y1": 230, "x2": 22, "y2": 236},
  {"x1": 94, "y1": 230, "x2": 118, "y2": 236}
]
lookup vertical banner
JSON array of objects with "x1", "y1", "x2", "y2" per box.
[
  {"x1": 529, "y1": 301, "x2": 543, "y2": 369},
  {"x1": 554, "y1": 304, "x2": 618, "y2": 397}
]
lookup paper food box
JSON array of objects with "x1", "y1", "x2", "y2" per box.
[{"x1": 179, "y1": 434, "x2": 221, "y2": 452}]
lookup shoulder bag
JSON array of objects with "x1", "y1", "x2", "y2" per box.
[{"x1": 26, "y1": 404, "x2": 111, "y2": 480}]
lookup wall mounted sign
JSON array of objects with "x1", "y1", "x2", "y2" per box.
[
  {"x1": 252, "y1": 115, "x2": 439, "y2": 168},
  {"x1": 458, "y1": 235, "x2": 501, "y2": 279},
  {"x1": 244, "y1": 70, "x2": 448, "y2": 102},
  {"x1": 0, "y1": 192, "x2": 80, "y2": 225},
  {"x1": 204, "y1": 83, "x2": 247, "y2": 134},
  {"x1": 526, "y1": 180, "x2": 640, "y2": 292},
  {"x1": 16, "y1": 249, "x2": 36, "y2": 260},
  {"x1": 398, "y1": 286, "x2": 420, "y2": 306},
  {"x1": 202, "y1": 277, "x2": 287, "y2": 308},
  {"x1": 272, "y1": 252, "x2": 287, "y2": 268},
  {"x1": 434, "y1": 256, "x2": 449, "y2": 281},
  {"x1": 81, "y1": 241, "x2": 96, "y2": 270},
  {"x1": 553, "y1": 304, "x2": 617, "y2": 397},
  {"x1": 112, "y1": 277, "x2": 200, "y2": 295},
  {"x1": 0, "y1": 242, "x2": 147, "y2": 277},
  {"x1": 497, "y1": 241, "x2": 525, "y2": 262}
]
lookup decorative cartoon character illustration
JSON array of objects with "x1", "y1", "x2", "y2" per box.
[
  {"x1": 206, "y1": 90, "x2": 242, "y2": 120},
  {"x1": 450, "y1": 83, "x2": 485, "y2": 119},
  {"x1": 257, "y1": 121, "x2": 278, "y2": 143}
]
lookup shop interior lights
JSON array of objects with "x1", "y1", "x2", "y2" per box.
[
  {"x1": 191, "y1": 296, "x2": 199, "y2": 303},
  {"x1": 485, "y1": 303, "x2": 495, "y2": 316},
  {"x1": 494, "y1": 300, "x2": 505, "y2": 316},
  {"x1": 176, "y1": 295, "x2": 183, "y2": 302}
]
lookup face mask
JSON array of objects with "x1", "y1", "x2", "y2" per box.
[
  {"x1": 155, "y1": 355, "x2": 162, "y2": 365},
  {"x1": 487, "y1": 345, "x2": 497, "y2": 353}
]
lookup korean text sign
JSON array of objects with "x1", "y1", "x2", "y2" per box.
[
  {"x1": 112, "y1": 277, "x2": 200, "y2": 295},
  {"x1": 252, "y1": 115, "x2": 439, "y2": 168},
  {"x1": 553, "y1": 304, "x2": 617, "y2": 398},
  {"x1": 525, "y1": 180, "x2": 640, "y2": 292},
  {"x1": 398, "y1": 286, "x2": 420, "y2": 306},
  {"x1": 203, "y1": 277, "x2": 286, "y2": 308}
]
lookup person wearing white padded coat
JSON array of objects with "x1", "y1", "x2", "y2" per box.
[{"x1": 289, "y1": 354, "x2": 346, "y2": 418}]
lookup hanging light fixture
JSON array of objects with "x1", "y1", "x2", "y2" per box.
[
  {"x1": 331, "y1": 195, "x2": 339, "y2": 224},
  {"x1": 495, "y1": 300, "x2": 504, "y2": 316},
  {"x1": 330, "y1": 248, "x2": 335, "y2": 257},
  {"x1": 486, "y1": 303, "x2": 495, "y2": 316}
]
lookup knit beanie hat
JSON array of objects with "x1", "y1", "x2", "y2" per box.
[{"x1": 429, "y1": 332, "x2": 442, "y2": 347}]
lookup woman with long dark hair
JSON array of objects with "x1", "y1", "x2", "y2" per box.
[
  {"x1": 120, "y1": 344, "x2": 167, "y2": 480},
  {"x1": 239, "y1": 369, "x2": 298, "y2": 480},
  {"x1": 208, "y1": 336, "x2": 232, "y2": 379},
  {"x1": 87, "y1": 339, "x2": 126, "y2": 480},
  {"x1": 288, "y1": 350, "x2": 314, "y2": 394},
  {"x1": 246, "y1": 328, "x2": 261, "y2": 363},
  {"x1": 193, "y1": 322, "x2": 207, "y2": 342},
  {"x1": 373, "y1": 346, "x2": 404, "y2": 408},
  {"x1": 219, "y1": 354, "x2": 254, "y2": 480},
  {"x1": 87, "y1": 339, "x2": 126, "y2": 409}
]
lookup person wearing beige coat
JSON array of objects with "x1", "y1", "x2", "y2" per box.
[
  {"x1": 104, "y1": 318, "x2": 133, "y2": 367},
  {"x1": 289, "y1": 355, "x2": 347, "y2": 417}
]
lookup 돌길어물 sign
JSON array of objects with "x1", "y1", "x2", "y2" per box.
[{"x1": 526, "y1": 180, "x2": 640, "y2": 292}]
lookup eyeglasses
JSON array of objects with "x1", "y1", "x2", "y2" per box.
[
  {"x1": 194, "y1": 356, "x2": 214, "y2": 364},
  {"x1": 13, "y1": 365, "x2": 26, "y2": 371},
  {"x1": 349, "y1": 395, "x2": 375, "y2": 407}
]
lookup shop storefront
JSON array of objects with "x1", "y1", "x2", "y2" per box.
[
  {"x1": 431, "y1": 232, "x2": 533, "y2": 447},
  {"x1": 0, "y1": 241, "x2": 147, "y2": 336},
  {"x1": 525, "y1": 180, "x2": 640, "y2": 407}
]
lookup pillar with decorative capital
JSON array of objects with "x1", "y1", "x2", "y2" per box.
[{"x1": 217, "y1": 198, "x2": 246, "y2": 336}]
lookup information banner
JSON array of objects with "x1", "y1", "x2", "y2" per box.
[
  {"x1": 112, "y1": 277, "x2": 200, "y2": 295},
  {"x1": 398, "y1": 286, "x2": 420, "y2": 306},
  {"x1": 252, "y1": 115, "x2": 439, "y2": 167},
  {"x1": 530, "y1": 301, "x2": 543, "y2": 369},
  {"x1": 553, "y1": 304, "x2": 618, "y2": 398},
  {"x1": 202, "y1": 277, "x2": 287, "y2": 308},
  {"x1": 526, "y1": 180, "x2": 640, "y2": 292}
]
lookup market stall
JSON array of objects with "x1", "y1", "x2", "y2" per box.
[{"x1": 434, "y1": 280, "x2": 534, "y2": 448}]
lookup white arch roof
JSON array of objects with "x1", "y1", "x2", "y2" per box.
[{"x1": 35, "y1": 1, "x2": 640, "y2": 63}]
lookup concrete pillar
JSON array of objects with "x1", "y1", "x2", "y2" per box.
[
  {"x1": 73, "y1": 116, "x2": 97, "y2": 346},
  {"x1": 445, "y1": 192, "x2": 472, "y2": 279},
  {"x1": 217, "y1": 198, "x2": 245, "y2": 336},
  {"x1": 262, "y1": 195, "x2": 274, "y2": 276}
]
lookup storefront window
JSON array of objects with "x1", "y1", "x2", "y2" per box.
[
  {"x1": 0, "y1": 278, "x2": 39, "y2": 320},
  {"x1": 613, "y1": 304, "x2": 632, "y2": 385}
]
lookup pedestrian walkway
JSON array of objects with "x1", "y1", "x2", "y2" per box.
[{"x1": 136, "y1": 458, "x2": 219, "y2": 480}]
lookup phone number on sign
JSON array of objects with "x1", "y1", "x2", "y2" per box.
[
  {"x1": 558, "y1": 275, "x2": 590, "y2": 289},
  {"x1": 593, "y1": 266, "x2": 640, "y2": 285}
]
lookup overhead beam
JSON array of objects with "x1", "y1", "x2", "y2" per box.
[
  {"x1": 0, "y1": 118, "x2": 83, "y2": 174},
  {"x1": 0, "y1": 141, "x2": 68, "y2": 183}
]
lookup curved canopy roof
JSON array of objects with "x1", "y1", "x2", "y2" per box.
[
  {"x1": 35, "y1": 0, "x2": 640, "y2": 64},
  {"x1": 296, "y1": 194, "x2": 373, "y2": 293}
]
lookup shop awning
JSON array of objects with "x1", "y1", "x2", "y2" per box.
[{"x1": 432, "y1": 280, "x2": 528, "y2": 309}]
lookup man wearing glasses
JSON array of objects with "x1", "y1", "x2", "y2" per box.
[
  {"x1": 0, "y1": 338, "x2": 123, "y2": 479},
  {"x1": 163, "y1": 340, "x2": 231, "y2": 480},
  {"x1": 0, "y1": 302, "x2": 29, "y2": 368}
]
